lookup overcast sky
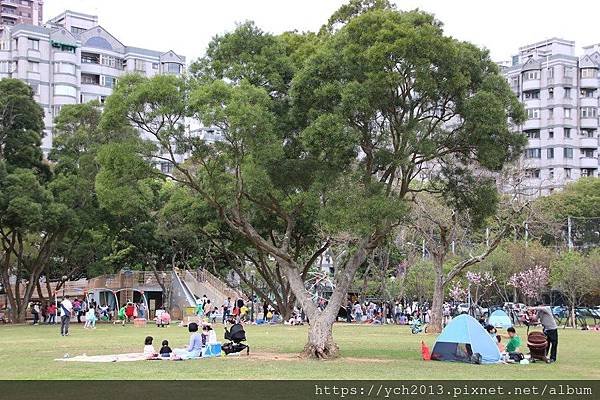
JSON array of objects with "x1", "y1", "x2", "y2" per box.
[{"x1": 45, "y1": 0, "x2": 600, "y2": 64}]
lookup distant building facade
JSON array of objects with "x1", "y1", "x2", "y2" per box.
[
  {"x1": 0, "y1": 10, "x2": 186, "y2": 154},
  {"x1": 0, "y1": 0, "x2": 43, "y2": 33},
  {"x1": 501, "y1": 38, "x2": 600, "y2": 196}
]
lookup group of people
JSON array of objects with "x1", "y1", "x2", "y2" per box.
[{"x1": 143, "y1": 322, "x2": 217, "y2": 360}]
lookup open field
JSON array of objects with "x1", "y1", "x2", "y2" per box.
[{"x1": 0, "y1": 322, "x2": 598, "y2": 380}]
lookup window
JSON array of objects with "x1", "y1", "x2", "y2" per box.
[
  {"x1": 524, "y1": 90, "x2": 540, "y2": 99},
  {"x1": 510, "y1": 76, "x2": 519, "y2": 89},
  {"x1": 100, "y1": 95, "x2": 107, "y2": 105},
  {"x1": 582, "y1": 129, "x2": 596, "y2": 138},
  {"x1": 564, "y1": 128, "x2": 571, "y2": 138},
  {"x1": 581, "y1": 107, "x2": 598, "y2": 118},
  {"x1": 563, "y1": 147, "x2": 573, "y2": 159},
  {"x1": 53, "y1": 62, "x2": 75, "y2": 75},
  {"x1": 548, "y1": 130, "x2": 554, "y2": 139},
  {"x1": 547, "y1": 67, "x2": 554, "y2": 79},
  {"x1": 548, "y1": 108, "x2": 554, "y2": 119},
  {"x1": 523, "y1": 70, "x2": 540, "y2": 80},
  {"x1": 581, "y1": 68, "x2": 598, "y2": 78},
  {"x1": 163, "y1": 62, "x2": 181, "y2": 74},
  {"x1": 0, "y1": 40, "x2": 8, "y2": 51},
  {"x1": 564, "y1": 108, "x2": 572, "y2": 119},
  {"x1": 51, "y1": 42, "x2": 76, "y2": 53},
  {"x1": 101, "y1": 75, "x2": 117, "y2": 88},
  {"x1": 525, "y1": 129, "x2": 540, "y2": 139},
  {"x1": 152, "y1": 63, "x2": 159, "y2": 70},
  {"x1": 101, "y1": 55, "x2": 124, "y2": 70},
  {"x1": 525, "y1": 169, "x2": 540, "y2": 178},
  {"x1": 547, "y1": 148, "x2": 554, "y2": 159},
  {"x1": 134, "y1": 59, "x2": 145, "y2": 71},
  {"x1": 581, "y1": 89, "x2": 596, "y2": 98},
  {"x1": 581, "y1": 148, "x2": 595, "y2": 158},
  {"x1": 564, "y1": 67, "x2": 574, "y2": 78},
  {"x1": 71, "y1": 26, "x2": 86, "y2": 35},
  {"x1": 27, "y1": 38, "x2": 39, "y2": 50},
  {"x1": 525, "y1": 148, "x2": 541, "y2": 159},
  {"x1": 526, "y1": 108, "x2": 540, "y2": 119},
  {"x1": 28, "y1": 61, "x2": 39, "y2": 73},
  {"x1": 81, "y1": 73, "x2": 100, "y2": 85},
  {"x1": 0, "y1": 61, "x2": 9, "y2": 73},
  {"x1": 29, "y1": 83, "x2": 39, "y2": 95},
  {"x1": 52, "y1": 105, "x2": 62, "y2": 117},
  {"x1": 81, "y1": 52, "x2": 100, "y2": 64},
  {"x1": 581, "y1": 169, "x2": 595, "y2": 177},
  {"x1": 160, "y1": 162, "x2": 173, "y2": 174},
  {"x1": 564, "y1": 168, "x2": 572, "y2": 178},
  {"x1": 564, "y1": 88, "x2": 571, "y2": 98},
  {"x1": 549, "y1": 168, "x2": 554, "y2": 179},
  {"x1": 548, "y1": 87, "x2": 554, "y2": 99}
]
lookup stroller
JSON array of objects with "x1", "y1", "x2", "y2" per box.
[
  {"x1": 527, "y1": 331, "x2": 548, "y2": 361},
  {"x1": 222, "y1": 323, "x2": 250, "y2": 355}
]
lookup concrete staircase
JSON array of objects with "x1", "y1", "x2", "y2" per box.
[{"x1": 182, "y1": 269, "x2": 248, "y2": 309}]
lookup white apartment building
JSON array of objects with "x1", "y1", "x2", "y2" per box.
[
  {"x1": 502, "y1": 38, "x2": 600, "y2": 196},
  {"x1": 0, "y1": 10, "x2": 189, "y2": 160}
]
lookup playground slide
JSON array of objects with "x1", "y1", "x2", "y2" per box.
[{"x1": 170, "y1": 270, "x2": 197, "y2": 308}]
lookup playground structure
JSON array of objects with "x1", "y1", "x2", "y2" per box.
[{"x1": 2, "y1": 268, "x2": 247, "y2": 322}]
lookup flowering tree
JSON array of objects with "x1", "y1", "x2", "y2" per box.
[
  {"x1": 449, "y1": 282, "x2": 467, "y2": 302},
  {"x1": 466, "y1": 271, "x2": 495, "y2": 311},
  {"x1": 508, "y1": 265, "x2": 549, "y2": 304}
]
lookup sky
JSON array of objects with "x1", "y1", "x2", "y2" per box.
[{"x1": 45, "y1": 0, "x2": 600, "y2": 64}]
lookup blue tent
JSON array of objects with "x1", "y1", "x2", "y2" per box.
[
  {"x1": 488, "y1": 309, "x2": 513, "y2": 329},
  {"x1": 431, "y1": 314, "x2": 501, "y2": 364}
]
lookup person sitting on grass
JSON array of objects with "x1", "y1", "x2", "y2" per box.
[
  {"x1": 160, "y1": 340, "x2": 172, "y2": 358},
  {"x1": 485, "y1": 324, "x2": 497, "y2": 338},
  {"x1": 505, "y1": 327, "x2": 522, "y2": 354},
  {"x1": 201, "y1": 324, "x2": 217, "y2": 345},
  {"x1": 143, "y1": 336, "x2": 158, "y2": 359},
  {"x1": 173, "y1": 322, "x2": 202, "y2": 359},
  {"x1": 496, "y1": 335, "x2": 505, "y2": 353}
]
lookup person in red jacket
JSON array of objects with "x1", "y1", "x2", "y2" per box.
[{"x1": 125, "y1": 302, "x2": 135, "y2": 322}]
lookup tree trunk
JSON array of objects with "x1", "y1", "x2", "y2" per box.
[
  {"x1": 429, "y1": 260, "x2": 444, "y2": 333},
  {"x1": 303, "y1": 315, "x2": 339, "y2": 359}
]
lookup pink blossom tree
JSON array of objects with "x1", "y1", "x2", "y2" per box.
[{"x1": 507, "y1": 265, "x2": 549, "y2": 305}]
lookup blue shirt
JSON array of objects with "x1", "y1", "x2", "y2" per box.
[{"x1": 187, "y1": 333, "x2": 202, "y2": 352}]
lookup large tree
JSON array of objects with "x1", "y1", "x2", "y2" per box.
[{"x1": 101, "y1": 4, "x2": 524, "y2": 358}]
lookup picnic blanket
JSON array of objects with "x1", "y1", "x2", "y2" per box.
[{"x1": 55, "y1": 353, "x2": 148, "y2": 363}]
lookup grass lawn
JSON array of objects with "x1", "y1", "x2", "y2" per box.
[{"x1": 0, "y1": 322, "x2": 598, "y2": 380}]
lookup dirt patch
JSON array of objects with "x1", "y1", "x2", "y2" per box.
[{"x1": 228, "y1": 352, "x2": 392, "y2": 363}]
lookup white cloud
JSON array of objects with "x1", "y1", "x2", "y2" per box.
[{"x1": 45, "y1": 0, "x2": 600, "y2": 63}]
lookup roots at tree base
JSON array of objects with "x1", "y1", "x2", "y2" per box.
[{"x1": 302, "y1": 323, "x2": 340, "y2": 359}]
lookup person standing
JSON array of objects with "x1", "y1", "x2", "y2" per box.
[
  {"x1": 47, "y1": 303, "x2": 56, "y2": 324},
  {"x1": 138, "y1": 301, "x2": 146, "y2": 319},
  {"x1": 31, "y1": 302, "x2": 40, "y2": 325},
  {"x1": 60, "y1": 296, "x2": 73, "y2": 336},
  {"x1": 223, "y1": 297, "x2": 231, "y2": 324},
  {"x1": 530, "y1": 302, "x2": 558, "y2": 363}
]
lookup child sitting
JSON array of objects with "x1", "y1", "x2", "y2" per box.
[
  {"x1": 159, "y1": 340, "x2": 172, "y2": 358},
  {"x1": 201, "y1": 324, "x2": 217, "y2": 345},
  {"x1": 496, "y1": 335, "x2": 505, "y2": 352},
  {"x1": 143, "y1": 336, "x2": 158, "y2": 359},
  {"x1": 84, "y1": 308, "x2": 97, "y2": 329}
]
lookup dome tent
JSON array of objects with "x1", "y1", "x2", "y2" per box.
[
  {"x1": 488, "y1": 309, "x2": 513, "y2": 329},
  {"x1": 431, "y1": 314, "x2": 501, "y2": 364}
]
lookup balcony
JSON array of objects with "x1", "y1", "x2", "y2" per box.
[
  {"x1": 523, "y1": 98, "x2": 541, "y2": 108},
  {"x1": 580, "y1": 77, "x2": 599, "y2": 89},
  {"x1": 560, "y1": 76, "x2": 574, "y2": 86},
  {"x1": 579, "y1": 157, "x2": 599, "y2": 168},
  {"x1": 522, "y1": 79, "x2": 541, "y2": 91},
  {"x1": 522, "y1": 118, "x2": 541, "y2": 130},
  {"x1": 580, "y1": 137, "x2": 599, "y2": 148},
  {"x1": 580, "y1": 117, "x2": 599, "y2": 128},
  {"x1": 580, "y1": 97, "x2": 598, "y2": 108}
]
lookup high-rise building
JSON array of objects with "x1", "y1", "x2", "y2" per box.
[
  {"x1": 0, "y1": 10, "x2": 187, "y2": 158},
  {"x1": 502, "y1": 38, "x2": 599, "y2": 196},
  {"x1": 0, "y1": 0, "x2": 43, "y2": 33}
]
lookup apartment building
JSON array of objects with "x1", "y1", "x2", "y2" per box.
[
  {"x1": 0, "y1": 10, "x2": 187, "y2": 159},
  {"x1": 502, "y1": 38, "x2": 600, "y2": 196},
  {"x1": 0, "y1": 0, "x2": 43, "y2": 33}
]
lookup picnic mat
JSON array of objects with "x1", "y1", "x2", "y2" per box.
[{"x1": 55, "y1": 353, "x2": 148, "y2": 363}]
